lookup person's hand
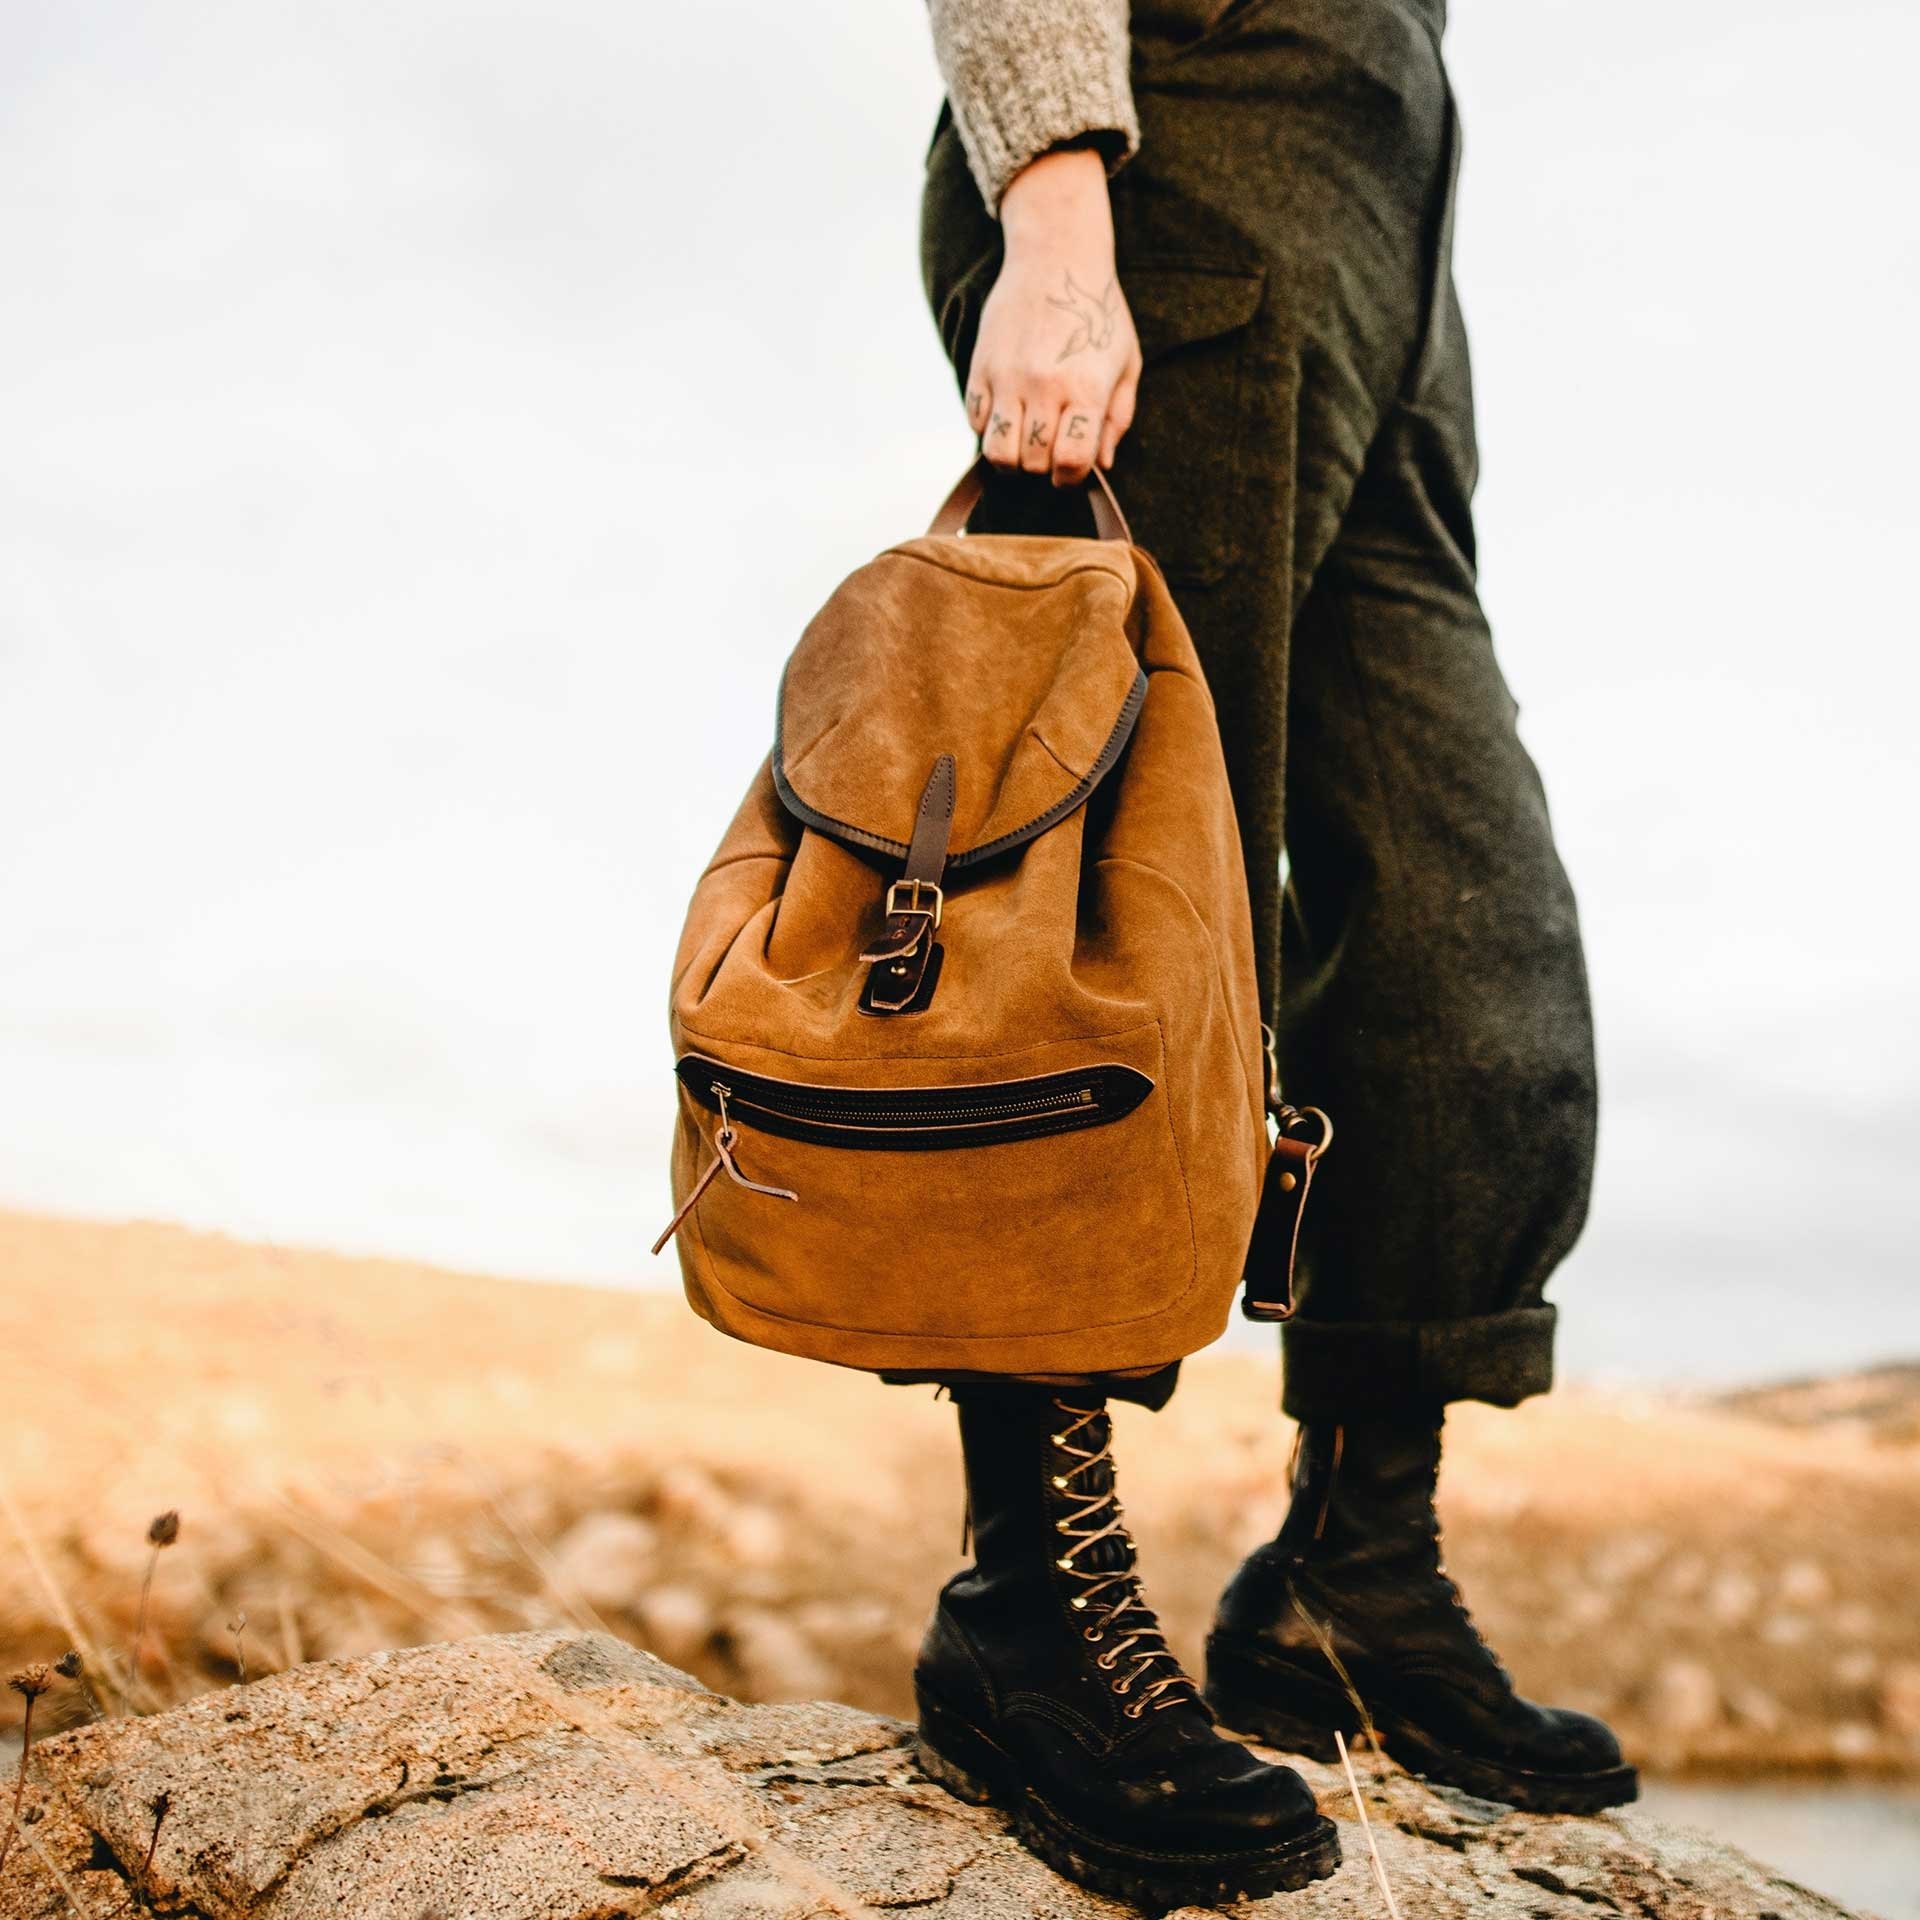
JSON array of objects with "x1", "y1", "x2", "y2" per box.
[{"x1": 966, "y1": 148, "x2": 1142, "y2": 486}]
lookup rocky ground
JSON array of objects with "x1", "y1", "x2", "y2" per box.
[
  {"x1": 0, "y1": 1629, "x2": 1875, "y2": 1920},
  {"x1": 2, "y1": 1209, "x2": 1918, "y2": 1778}
]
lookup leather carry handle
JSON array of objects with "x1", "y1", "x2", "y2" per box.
[{"x1": 928, "y1": 455, "x2": 1133, "y2": 545}]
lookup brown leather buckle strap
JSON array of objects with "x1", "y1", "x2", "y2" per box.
[
  {"x1": 859, "y1": 753, "x2": 957, "y2": 1015},
  {"x1": 927, "y1": 456, "x2": 1133, "y2": 545},
  {"x1": 1240, "y1": 1104, "x2": 1333, "y2": 1323}
]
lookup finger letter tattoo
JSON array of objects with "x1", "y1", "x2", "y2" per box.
[
  {"x1": 1047, "y1": 273, "x2": 1121, "y2": 362},
  {"x1": 966, "y1": 388, "x2": 987, "y2": 423},
  {"x1": 989, "y1": 412, "x2": 1013, "y2": 440},
  {"x1": 1027, "y1": 417, "x2": 1050, "y2": 447},
  {"x1": 1065, "y1": 414, "x2": 1089, "y2": 439}
]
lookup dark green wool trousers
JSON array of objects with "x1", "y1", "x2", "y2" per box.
[{"x1": 920, "y1": 0, "x2": 1595, "y2": 1419}]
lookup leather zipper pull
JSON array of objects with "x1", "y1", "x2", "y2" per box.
[
  {"x1": 651, "y1": 1087, "x2": 799, "y2": 1255},
  {"x1": 650, "y1": 1150, "x2": 726, "y2": 1256}
]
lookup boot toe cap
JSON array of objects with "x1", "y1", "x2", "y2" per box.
[
  {"x1": 1150, "y1": 1741, "x2": 1326, "y2": 1850},
  {"x1": 1536, "y1": 1703, "x2": 1626, "y2": 1773}
]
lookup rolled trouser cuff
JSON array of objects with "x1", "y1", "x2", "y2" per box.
[{"x1": 1280, "y1": 1305, "x2": 1556, "y2": 1420}]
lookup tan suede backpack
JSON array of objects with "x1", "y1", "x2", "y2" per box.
[{"x1": 655, "y1": 463, "x2": 1329, "y2": 1378}]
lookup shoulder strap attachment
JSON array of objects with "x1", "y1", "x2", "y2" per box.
[{"x1": 1240, "y1": 1103, "x2": 1333, "y2": 1323}]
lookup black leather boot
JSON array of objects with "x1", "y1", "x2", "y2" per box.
[
  {"x1": 1206, "y1": 1415, "x2": 1637, "y2": 1812},
  {"x1": 916, "y1": 1390, "x2": 1340, "y2": 1908}
]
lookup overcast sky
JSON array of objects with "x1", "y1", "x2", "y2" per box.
[{"x1": 1, "y1": 0, "x2": 1915, "y2": 1385}]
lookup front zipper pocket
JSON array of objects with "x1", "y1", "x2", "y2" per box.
[{"x1": 673, "y1": 1053, "x2": 1154, "y2": 1153}]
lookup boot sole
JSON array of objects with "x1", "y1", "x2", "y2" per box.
[
  {"x1": 1205, "y1": 1633, "x2": 1640, "y2": 1816},
  {"x1": 915, "y1": 1680, "x2": 1342, "y2": 1910}
]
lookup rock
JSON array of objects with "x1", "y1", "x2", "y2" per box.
[
  {"x1": 652, "y1": 1461, "x2": 732, "y2": 1531},
  {"x1": 717, "y1": 1503, "x2": 788, "y2": 1569},
  {"x1": 1832, "y1": 1650, "x2": 1878, "y2": 1689},
  {"x1": 636, "y1": 1582, "x2": 714, "y2": 1662},
  {"x1": 1585, "y1": 1531, "x2": 1665, "y2": 1585},
  {"x1": 550, "y1": 1510, "x2": 659, "y2": 1611},
  {"x1": 1658, "y1": 1550, "x2": 1709, "y2": 1598},
  {"x1": 1880, "y1": 1660, "x2": 1920, "y2": 1738},
  {"x1": 1778, "y1": 1558, "x2": 1831, "y2": 1606},
  {"x1": 0, "y1": 1630, "x2": 1872, "y2": 1920},
  {"x1": 792, "y1": 1597, "x2": 893, "y2": 1644},
  {"x1": 1762, "y1": 1611, "x2": 1814, "y2": 1647},
  {"x1": 1558, "y1": 1588, "x2": 1612, "y2": 1631},
  {"x1": 1644, "y1": 1657, "x2": 1722, "y2": 1735},
  {"x1": 1832, "y1": 1600, "x2": 1877, "y2": 1639},
  {"x1": 651, "y1": 1466, "x2": 787, "y2": 1569},
  {"x1": 1705, "y1": 1567, "x2": 1759, "y2": 1625},
  {"x1": 404, "y1": 1532, "x2": 472, "y2": 1599},
  {"x1": 1725, "y1": 1683, "x2": 1784, "y2": 1733},
  {"x1": 719, "y1": 1606, "x2": 838, "y2": 1701}
]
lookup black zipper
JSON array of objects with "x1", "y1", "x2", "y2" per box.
[{"x1": 674, "y1": 1054, "x2": 1153, "y2": 1153}]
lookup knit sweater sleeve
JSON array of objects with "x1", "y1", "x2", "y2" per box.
[{"x1": 927, "y1": 0, "x2": 1139, "y2": 214}]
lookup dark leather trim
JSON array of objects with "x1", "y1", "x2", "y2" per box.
[
  {"x1": 864, "y1": 928, "x2": 936, "y2": 1011},
  {"x1": 1240, "y1": 1113, "x2": 1330, "y2": 1322},
  {"x1": 772, "y1": 666, "x2": 1148, "y2": 871},
  {"x1": 905, "y1": 752, "x2": 958, "y2": 877},
  {"x1": 956, "y1": 670, "x2": 1146, "y2": 866},
  {"x1": 675, "y1": 1054, "x2": 1153, "y2": 1153},
  {"x1": 862, "y1": 753, "x2": 959, "y2": 1014},
  {"x1": 858, "y1": 941, "x2": 945, "y2": 1016}
]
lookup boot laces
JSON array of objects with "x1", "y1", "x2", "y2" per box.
[{"x1": 1048, "y1": 1402, "x2": 1198, "y2": 1719}]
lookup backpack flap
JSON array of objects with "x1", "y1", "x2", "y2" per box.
[{"x1": 771, "y1": 538, "x2": 1148, "y2": 1014}]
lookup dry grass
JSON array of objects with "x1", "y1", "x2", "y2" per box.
[{"x1": 1, "y1": 1207, "x2": 1916, "y2": 1777}]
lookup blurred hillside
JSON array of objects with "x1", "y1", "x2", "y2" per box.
[{"x1": 2, "y1": 1208, "x2": 1917, "y2": 1777}]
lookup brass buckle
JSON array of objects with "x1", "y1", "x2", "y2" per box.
[{"x1": 884, "y1": 878, "x2": 943, "y2": 929}]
